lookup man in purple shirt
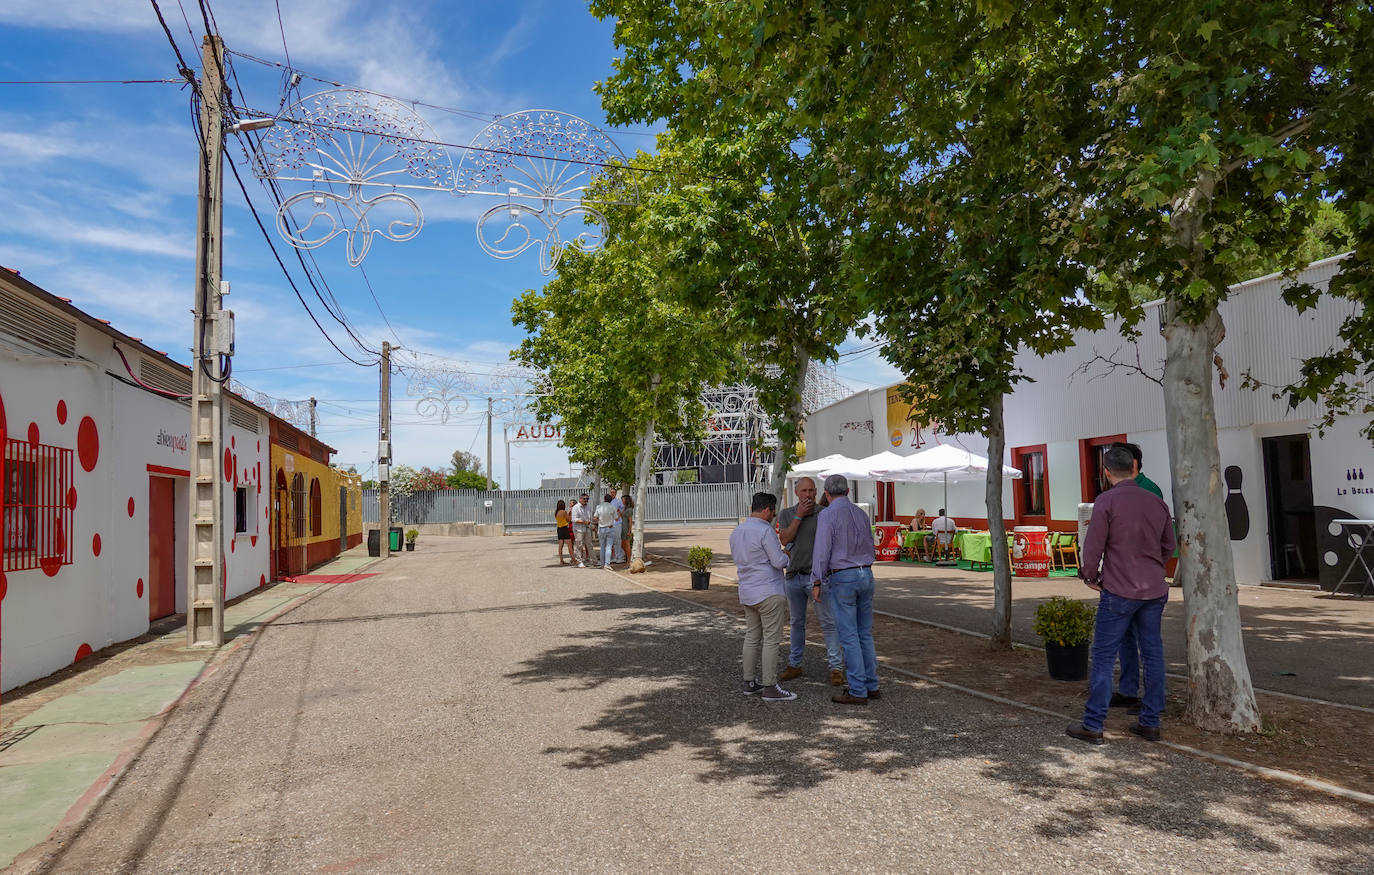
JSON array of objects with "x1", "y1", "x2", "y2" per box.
[
  {"x1": 1067, "y1": 446, "x2": 1177, "y2": 744},
  {"x1": 729, "y1": 492, "x2": 797, "y2": 701},
  {"x1": 811, "y1": 474, "x2": 880, "y2": 705}
]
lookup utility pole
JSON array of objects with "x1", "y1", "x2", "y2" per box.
[
  {"x1": 308, "y1": 396, "x2": 317, "y2": 438},
  {"x1": 379, "y1": 342, "x2": 392, "y2": 559},
  {"x1": 505, "y1": 424, "x2": 511, "y2": 493},
  {"x1": 187, "y1": 35, "x2": 227, "y2": 648},
  {"x1": 486, "y1": 397, "x2": 494, "y2": 491}
]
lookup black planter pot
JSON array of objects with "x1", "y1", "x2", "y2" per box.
[
  {"x1": 405, "y1": 542, "x2": 415, "y2": 552},
  {"x1": 1044, "y1": 642, "x2": 1090, "y2": 681},
  {"x1": 690, "y1": 570, "x2": 710, "y2": 590}
]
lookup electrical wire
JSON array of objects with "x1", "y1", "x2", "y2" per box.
[
  {"x1": 272, "y1": 0, "x2": 292, "y2": 68},
  {"x1": 0, "y1": 79, "x2": 184, "y2": 85},
  {"x1": 147, "y1": 0, "x2": 195, "y2": 81}
]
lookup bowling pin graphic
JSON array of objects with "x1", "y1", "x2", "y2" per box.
[{"x1": 1223, "y1": 465, "x2": 1250, "y2": 540}]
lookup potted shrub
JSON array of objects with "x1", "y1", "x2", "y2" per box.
[
  {"x1": 404, "y1": 529, "x2": 419, "y2": 552},
  {"x1": 1032, "y1": 595, "x2": 1095, "y2": 681},
  {"x1": 687, "y1": 546, "x2": 712, "y2": 590}
]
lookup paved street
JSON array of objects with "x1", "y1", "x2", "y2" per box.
[{"x1": 22, "y1": 535, "x2": 1374, "y2": 874}]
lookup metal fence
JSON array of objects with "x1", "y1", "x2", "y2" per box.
[{"x1": 364, "y1": 482, "x2": 758, "y2": 531}]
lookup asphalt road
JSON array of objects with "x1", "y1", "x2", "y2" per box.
[{"x1": 27, "y1": 536, "x2": 1374, "y2": 874}]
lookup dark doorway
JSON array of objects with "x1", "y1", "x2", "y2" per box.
[
  {"x1": 1262, "y1": 435, "x2": 1318, "y2": 580},
  {"x1": 147, "y1": 475, "x2": 177, "y2": 620}
]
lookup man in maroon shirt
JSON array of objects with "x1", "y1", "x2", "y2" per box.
[{"x1": 1067, "y1": 446, "x2": 1177, "y2": 745}]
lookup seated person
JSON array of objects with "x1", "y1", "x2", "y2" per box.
[
  {"x1": 931, "y1": 508, "x2": 957, "y2": 559},
  {"x1": 913, "y1": 508, "x2": 928, "y2": 531}
]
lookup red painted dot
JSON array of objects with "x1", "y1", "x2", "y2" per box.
[
  {"x1": 127, "y1": 496, "x2": 135, "y2": 517},
  {"x1": 77, "y1": 416, "x2": 99, "y2": 471},
  {"x1": 66, "y1": 487, "x2": 78, "y2": 509},
  {"x1": 250, "y1": 535, "x2": 258, "y2": 547},
  {"x1": 56, "y1": 399, "x2": 68, "y2": 424},
  {"x1": 41, "y1": 555, "x2": 62, "y2": 576},
  {"x1": 136, "y1": 577, "x2": 144, "y2": 598},
  {"x1": 92, "y1": 533, "x2": 102, "y2": 556},
  {"x1": 0, "y1": 570, "x2": 7, "y2": 601},
  {"x1": 74, "y1": 643, "x2": 93, "y2": 663},
  {"x1": 54, "y1": 519, "x2": 66, "y2": 555},
  {"x1": 231, "y1": 435, "x2": 236, "y2": 448},
  {"x1": 230, "y1": 538, "x2": 236, "y2": 553},
  {"x1": 223, "y1": 449, "x2": 233, "y2": 481},
  {"x1": 27, "y1": 422, "x2": 40, "y2": 446},
  {"x1": 259, "y1": 573, "x2": 266, "y2": 588},
  {"x1": 256, "y1": 440, "x2": 260, "y2": 452}
]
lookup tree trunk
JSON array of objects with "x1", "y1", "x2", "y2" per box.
[
  {"x1": 768, "y1": 344, "x2": 811, "y2": 499},
  {"x1": 985, "y1": 390, "x2": 1012, "y2": 649},
  {"x1": 630, "y1": 419, "x2": 655, "y2": 573},
  {"x1": 1162, "y1": 304, "x2": 1262, "y2": 733}
]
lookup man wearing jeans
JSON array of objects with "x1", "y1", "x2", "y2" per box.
[
  {"x1": 777, "y1": 477, "x2": 845, "y2": 686},
  {"x1": 729, "y1": 492, "x2": 796, "y2": 701},
  {"x1": 1067, "y1": 445, "x2": 1176, "y2": 744},
  {"x1": 812, "y1": 474, "x2": 880, "y2": 705},
  {"x1": 1107, "y1": 441, "x2": 1166, "y2": 714}
]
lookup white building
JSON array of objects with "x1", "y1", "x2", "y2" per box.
[
  {"x1": 803, "y1": 255, "x2": 1372, "y2": 589},
  {"x1": 1, "y1": 267, "x2": 277, "y2": 693}
]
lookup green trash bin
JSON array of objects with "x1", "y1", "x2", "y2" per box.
[{"x1": 389, "y1": 527, "x2": 403, "y2": 552}]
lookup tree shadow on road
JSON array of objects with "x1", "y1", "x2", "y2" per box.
[{"x1": 506, "y1": 589, "x2": 1374, "y2": 870}]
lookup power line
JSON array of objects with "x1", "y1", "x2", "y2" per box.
[
  {"x1": 147, "y1": 0, "x2": 195, "y2": 81},
  {"x1": 272, "y1": 0, "x2": 292, "y2": 69},
  {"x1": 0, "y1": 78, "x2": 184, "y2": 85}
]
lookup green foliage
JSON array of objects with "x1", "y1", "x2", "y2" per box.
[
  {"x1": 1032, "y1": 596, "x2": 1096, "y2": 647},
  {"x1": 404, "y1": 528, "x2": 419, "y2": 543},
  {"x1": 511, "y1": 153, "x2": 738, "y2": 484},
  {"x1": 389, "y1": 464, "x2": 418, "y2": 498},
  {"x1": 447, "y1": 469, "x2": 493, "y2": 490},
  {"x1": 450, "y1": 450, "x2": 483, "y2": 474},
  {"x1": 687, "y1": 546, "x2": 713, "y2": 572}
]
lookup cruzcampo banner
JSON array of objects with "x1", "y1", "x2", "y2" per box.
[{"x1": 885, "y1": 384, "x2": 936, "y2": 450}]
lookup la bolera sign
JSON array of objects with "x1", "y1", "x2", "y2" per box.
[{"x1": 511, "y1": 423, "x2": 563, "y2": 443}]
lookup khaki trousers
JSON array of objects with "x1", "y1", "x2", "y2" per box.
[
  {"x1": 573, "y1": 525, "x2": 594, "y2": 561},
  {"x1": 742, "y1": 594, "x2": 787, "y2": 686}
]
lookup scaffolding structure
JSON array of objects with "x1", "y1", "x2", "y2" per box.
[{"x1": 654, "y1": 362, "x2": 853, "y2": 484}]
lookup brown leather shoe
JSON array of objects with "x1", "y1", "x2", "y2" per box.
[
  {"x1": 1065, "y1": 723, "x2": 1104, "y2": 745},
  {"x1": 831, "y1": 691, "x2": 868, "y2": 706},
  {"x1": 829, "y1": 669, "x2": 846, "y2": 686},
  {"x1": 1128, "y1": 722, "x2": 1161, "y2": 742},
  {"x1": 866, "y1": 688, "x2": 882, "y2": 700},
  {"x1": 778, "y1": 665, "x2": 804, "y2": 682}
]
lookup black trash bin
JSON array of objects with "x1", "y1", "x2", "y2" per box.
[{"x1": 367, "y1": 528, "x2": 381, "y2": 557}]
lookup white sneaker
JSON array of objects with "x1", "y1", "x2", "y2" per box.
[{"x1": 578, "y1": 562, "x2": 586, "y2": 568}]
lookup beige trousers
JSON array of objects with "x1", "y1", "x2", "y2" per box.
[{"x1": 742, "y1": 594, "x2": 787, "y2": 686}]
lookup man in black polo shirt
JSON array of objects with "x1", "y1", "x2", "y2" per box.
[{"x1": 777, "y1": 476, "x2": 846, "y2": 685}]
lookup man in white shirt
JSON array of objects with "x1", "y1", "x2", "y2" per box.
[
  {"x1": 931, "y1": 508, "x2": 958, "y2": 560},
  {"x1": 569, "y1": 493, "x2": 595, "y2": 567},
  {"x1": 608, "y1": 487, "x2": 626, "y2": 564},
  {"x1": 594, "y1": 493, "x2": 620, "y2": 568},
  {"x1": 729, "y1": 492, "x2": 796, "y2": 701}
]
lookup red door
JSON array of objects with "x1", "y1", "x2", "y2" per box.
[{"x1": 148, "y1": 476, "x2": 176, "y2": 620}]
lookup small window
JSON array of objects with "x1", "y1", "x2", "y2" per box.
[
  {"x1": 3, "y1": 438, "x2": 74, "y2": 573},
  {"x1": 235, "y1": 487, "x2": 248, "y2": 533},
  {"x1": 309, "y1": 478, "x2": 322, "y2": 537},
  {"x1": 1012, "y1": 444, "x2": 1048, "y2": 520}
]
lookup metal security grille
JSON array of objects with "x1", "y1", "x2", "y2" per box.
[
  {"x1": 0, "y1": 287, "x2": 77, "y2": 357},
  {"x1": 3, "y1": 438, "x2": 74, "y2": 573},
  {"x1": 291, "y1": 473, "x2": 306, "y2": 538},
  {"x1": 364, "y1": 483, "x2": 754, "y2": 531}
]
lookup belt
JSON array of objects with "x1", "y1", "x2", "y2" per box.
[
  {"x1": 785, "y1": 570, "x2": 812, "y2": 579},
  {"x1": 835, "y1": 564, "x2": 871, "y2": 572}
]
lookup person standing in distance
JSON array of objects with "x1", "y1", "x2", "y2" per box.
[
  {"x1": 608, "y1": 487, "x2": 627, "y2": 564},
  {"x1": 594, "y1": 493, "x2": 619, "y2": 569},
  {"x1": 1067, "y1": 445, "x2": 1176, "y2": 744},
  {"x1": 812, "y1": 474, "x2": 880, "y2": 705},
  {"x1": 570, "y1": 493, "x2": 595, "y2": 567},
  {"x1": 730, "y1": 492, "x2": 797, "y2": 701},
  {"x1": 777, "y1": 477, "x2": 845, "y2": 686},
  {"x1": 1106, "y1": 441, "x2": 1164, "y2": 714}
]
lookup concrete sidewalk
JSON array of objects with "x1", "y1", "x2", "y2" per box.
[
  {"x1": 0, "y1": 545, "x2": 384, "y2": 870},
  {"x1": 634, "y1": 526, "x2": 1374, "y2": 710}
]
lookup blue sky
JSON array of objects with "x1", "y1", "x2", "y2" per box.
[{"x1": 0, "y1": 0, "x2": 898, "y2": 486}]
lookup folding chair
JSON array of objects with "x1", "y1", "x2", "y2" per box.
[{"x1": 1053, "y1": 532, "x2": 1080, "y2": 570}]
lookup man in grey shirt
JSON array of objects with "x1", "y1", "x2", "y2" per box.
[
  {"x1": 728, "y1": 491, "x2": 797, "y2": 701},
  {"x1": 777, "y1": 477, "x2": 845, "y2": 686}
]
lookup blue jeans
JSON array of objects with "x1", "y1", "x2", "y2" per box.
[
  {"x1": 612, "y1": 520, "x2": 625, "y2": 563},
  {"x1": 1117, "y1": 623, "x2": 1140, "y2": 697},
  {"x1": 784, "y1": 574, "x2": 843, "y2": 671},
  {"x1": 599, "y1": 526, "x2": 615, "y2": 566},
  {"x1": 827, "y1": 567, "x2": 877, "y2": 697},
  {"x1": 1084, "y1": 589, "x2": 1167, "y2": 731}
]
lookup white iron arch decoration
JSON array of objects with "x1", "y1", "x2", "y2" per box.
[{"x1": 249, "y1": 89, "x2": 635, "y2": 273}]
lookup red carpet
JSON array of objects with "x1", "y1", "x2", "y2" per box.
[{"x1": 281, "y1": 573, "x2": 378, "y2": 584}]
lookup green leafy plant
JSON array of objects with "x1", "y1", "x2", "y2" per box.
[
  {"x1": 405, "y1": 529, "x2": 419, "y2": 544},
  {"x1": 1032, "y1": 596, "x2": 1095, "y2": 648},
  {"x1": 687, "y1": 546, "x2": 712, "y2": 573}
]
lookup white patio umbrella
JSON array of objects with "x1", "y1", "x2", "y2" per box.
[
  {"x1": 822, "y1": 450, "x2": 910, "y2": 481},
  {"x1": 871, "y1": 443, "x2": 1023, "y2": 512},
  {"x1": 786, "y1": 453, "x2": 859, "y2": 478}
]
